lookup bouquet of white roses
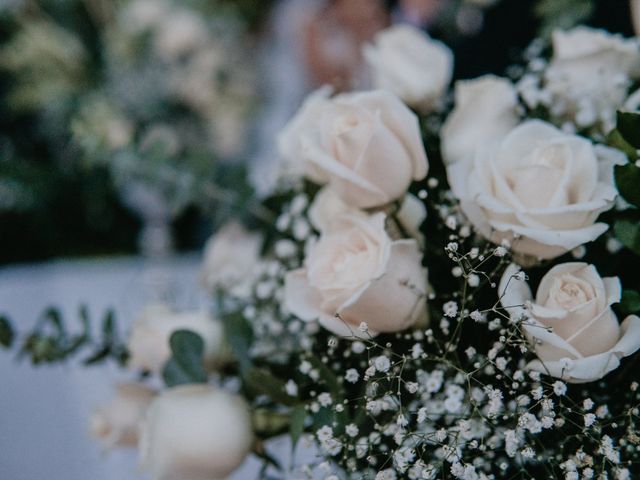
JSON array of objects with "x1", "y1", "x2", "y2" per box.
[
  {"x1": 4, "y1": 16, "x2": 640, "y2": 480},
  {"x1": 194, "y1": 23, "x2": 640, "y2": 479}
]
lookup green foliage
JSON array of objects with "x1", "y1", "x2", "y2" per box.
[
  {"x1": 4, "y1": 306, "x2": 128, "y2": 365},
  {"x1": 614, "y1": 220, "x2": 640, "y2": 256},
  {"x1": 619, "y1": 290, "x2": 640, "y2": 316},
  {"x1": 289, "y1": 405, "x2": 307, "y2": 454},
  {"x1": 534, "y1": 0, "x2": 594, "y2": 37},
  {"x1": 609, "y1": 111, "x2": 640, "y2": 257},
  {"x1": 306, "y1": 354, "x2": 343, "y2": 401},
  {"x1": 162, "y1": 330, "x2": 208, "y2": 387},
  {"x1": 220, "y1": 310, "x2": 254, "y2": 374},
  {"x1": 615, "y1": 163, "x2": 640, "y2": 209},
  {"x1": 614, "y1": 111, "x2": 640, "y2": 150},
  {"x1": 606, "y1": 129, "x2": 637, "y2": 160},
  {"x1": 0, "y1": 315, "x2": 14, "y2": 348},
  {"x1": 244, "y1": 367, "x2": 298, "y2": 406}
]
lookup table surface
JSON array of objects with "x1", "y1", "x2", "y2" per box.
[{"x1": 0, "y1": 255, "x2": 317, "y2": 480}]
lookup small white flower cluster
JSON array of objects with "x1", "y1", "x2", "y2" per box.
[
  {"x1": 515, "y1": 28, "x2": 640, "y2": 136},
  {"x1": 279, "y1": 238, "x2": 640, "y2": 479},
  {"x1": 210, "y1": 25, "x2": 640, "y2": 479}
]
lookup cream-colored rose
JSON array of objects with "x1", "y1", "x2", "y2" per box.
[
  {"x1": 276, "y1": 86, "x2": 333, "y2": 183},
  {"x1": 140, "y1": 385, "x2": 253, "y2": 480},
  {"x1": 308, "y1": 187, "x2": 426, "y2": 246},
  {"x1": 284, "y1": 213, "x2": 428, "y2": 338},
  {"x1": 90, "y1": 383, "x2": 156, "y2": 449},
  {"x1": 500, "y1": 263, "x2": 640, "y2": 383},
  {"x1": 127, "y1": 304, "x2": 224, "y2": 374},
  {"x1": 544, "y1": 27, "x2": 640, "y2": 129},
  {"x1": 447, "y1": 120, "x2": 618, "y2": 260},
  {"x1": 363, "y1": 24, "x2": 453, "y2": 110},
  {"x1": 200, "y1": 221, "x2": 262, "y2": 297},
  {"x1": 441, "y1": 75, "x2": 519, "y2": 165},
  {"x1": 278, "y1": 89, "x2": 428, "y2": 208}
]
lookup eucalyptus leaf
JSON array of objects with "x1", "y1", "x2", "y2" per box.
[
  {"x1": 307, "y1": 355, "x2": 342, "y2": 399},
  {"x1": 616, "y1": 111, "x2": 640, "y2": 149},
  {"x1": 289, "y1": 405, "x2": 306, "y2": 453},
  {"x1": 614, "y1": 219, "x2": 640, "y2": 255},
  {"x1": 0, "y1": 316, "x2": 14, "y2": 348},
  {"x1": 162, "y1": 330, "x2": 208, "y2": 387},
  {"x1": 244, "y1": 367, "x2": 297, "y2": 406},
  {"x1": 83, "y1": 346, "x2": 111, "y2": 365},
  {"x1": 102, "y1": 310, "x2": 117, "y2": 344},
  {"x1": 221, "y1": 312, "x2": 254, "y2": 374},
  {"x1": 619, "y1": 290, "x2": 640, "y2": 316},
  {"x1": 615, "y1": 163, "x2": 640, "y2": 208}
]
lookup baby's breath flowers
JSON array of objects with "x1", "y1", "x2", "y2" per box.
[{"x1": 206, "y1": 26, "x2": 640, "y2": 478}]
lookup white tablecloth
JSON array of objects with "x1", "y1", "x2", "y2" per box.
[{"x1": 0, "y1": 255, "x2": 312, "y2": 480}]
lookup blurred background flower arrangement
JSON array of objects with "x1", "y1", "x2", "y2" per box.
[{"x1": 0, "y1": 0, "x2": 272, "y2": 262}]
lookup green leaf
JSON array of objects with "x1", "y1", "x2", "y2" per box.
[
  {"x1": 0, "y1": 316, "x2": 14, "y2": 348},
  {"x1": 221, "y1": 312, "x2": 254, "y2": 374},
  {"x1": 244, "y1": 367, "x2": 297, "y2": 406},
  {"x1": 83, "y1": 346, "x2": 111, "y2": 365},
  {"x1": 102, "y1": 310, "x2": 117, "y2": 344},
  {"x1": 162, "y1": 330, "x2": 208, "y2": 387},
  {"x1": 289, "y1": 405, "x2": 306, "y2": 453},
  {"x1": 619, "y1": 290, "x2": 640, "y2": 316},
  {"x1": 616, "y1": 111, "x2": 640, "y2": 149},
  {"x1": 614, "y1": 219, "x2": 640, "y2": 255},
  {"x1": 606, "y1": 129, "x2": 637, "y2": 160},
  {"x1": 41, "y1": 308, "x2": 66, "y2": 341},
  {"x1": 307, "y1": 355, "x2": 342, "y2": 400},
  {"x1": 615, "y1": 163, "x2": 640, "y2": 208}
]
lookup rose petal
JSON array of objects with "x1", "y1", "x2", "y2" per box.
[{"x1": 284, "y1": 269, "x2": 324, "y2": 322}]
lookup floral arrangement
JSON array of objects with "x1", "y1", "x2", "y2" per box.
[
  {"x1": 0, "y1": 0, "x2": 265, "y2": 259},
  {"x1": 3, "y1": 14, "x2": 640, "y2": 480}
]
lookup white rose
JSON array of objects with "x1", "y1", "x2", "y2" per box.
[
  {"x1": 447, "y1": 120, "x2": 618, "y2": 260},
  {"x1": 278, "y1": 89, "x2": 428, "y2": 208},
  {"x1": 308, "y1": 187, "x2": 426, "y2": 245},
  {"x1": 200, "y1": 221, "x2": 262, "y2": 297},
  {"x1": 277, "y1": 86, "x2": 333, "y2": 183},
  {"x1": 545, "y1": 27, "x2": 640, "y2": 129},
  {"x1": 441, "y1": 75, "x2": 519, "y2": 165},
  {"x1": 284, "y1": 213, "x2": 428, "y2": 338},
  {"x1": 140, "y1": 385, "x2": 253, "y2": 480},
  {"x1": 363, "y1": 24, "x2": 453, "y2": 110},
  {"x1": 127, "y1": 304, "x2": 225, "y2": 374},
  {"x1": 500, "y1": 263, "x2": 640, "y2": 383},
  {"x1": 90, "y1": 383, "x2": 156, "y2": 449}
]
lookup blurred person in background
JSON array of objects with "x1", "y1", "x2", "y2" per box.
[
  {"x1": 392, "y1": 0, "x2": 445, "y2": 29},
  {"x1": 301, "y1": 0, "x2": 389, "y2": 91}
]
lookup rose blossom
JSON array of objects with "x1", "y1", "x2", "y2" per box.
[
  {"x1": 308, "y1": 186, "x2": 426, "y2": 246},
  {"x1": 500, "y1": 263, "x2": 640, "y2": 383},
  {"x1": 90, "y1": 383, "x2": 156, "y2": 449},
  {"x1": 363, "y1": 24, "x2": 453, "y2": 110},
  {"x1": 140, "y1": 384, "x2": 253, "y2": 480},
  {"x1": 200, "y1": 221, "x2": 262, "y2": 297},
  {"x1": 441, "y1": 75, "x2": 519, "y2": 166},
  {"x1": 447, "y1": 120, "x2": 618, "y2": 260},
  {"x1": 284, "y1": 212, "x2": 428, "y2": 338},
  {"x1": 127, "y1": 304, "x2": 225, "y2": 374},
  {"x1": 544, "y1": 27, "x2": 640, "y2": 130},
  {"x1": 278, "y1": 89, "x2": 428, "y2": 208}
]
